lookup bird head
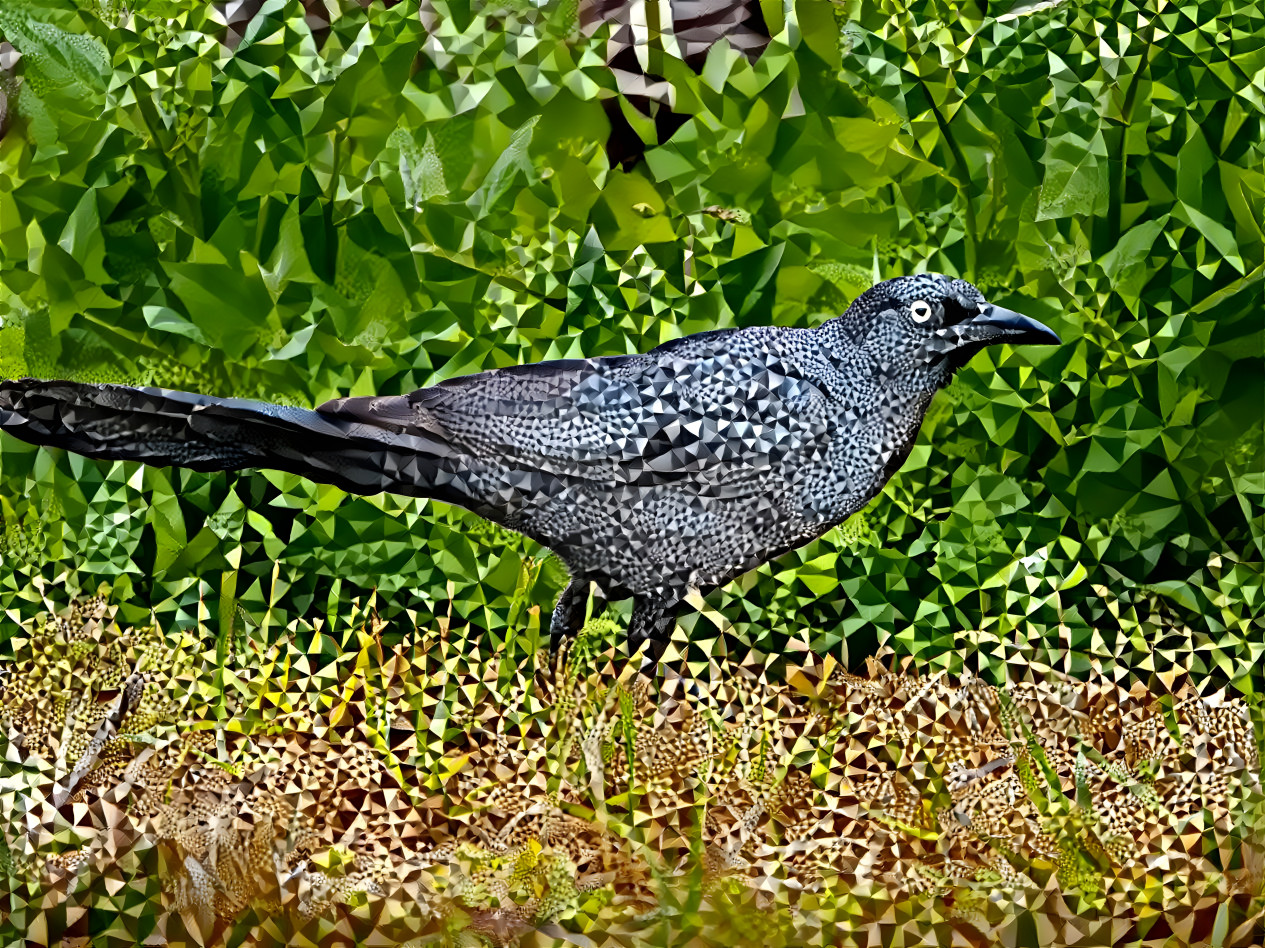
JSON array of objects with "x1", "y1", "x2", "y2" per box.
[{"x1": 835, "y1": 274, "x2": 1060, "y2": 392}]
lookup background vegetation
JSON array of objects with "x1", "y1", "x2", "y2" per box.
[
  {"x1": 0, "y1": 0, "x2": 1259, "y2": 668},
  {"x1": 0, "y1": 0, "x2": 1262, "y2": 945},
  {"x1": 1, "y1": 0, "x2": 1260, "y2": 689}
]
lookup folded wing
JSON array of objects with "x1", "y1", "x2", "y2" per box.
[{"x1": 316, "y1": 328, "x2": 825, "y2": 493}]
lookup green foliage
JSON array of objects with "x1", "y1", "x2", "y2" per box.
[{"x1": 0, "y1": 0, "x2": 1260, "y2": 697}]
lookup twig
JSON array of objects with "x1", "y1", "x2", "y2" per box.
[{"x1": 49, "y1": 671, "x2": 144, "y2": 809}]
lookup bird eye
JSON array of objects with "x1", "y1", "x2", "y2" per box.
[{"x1": 910, "y1": 300, "x2": 933, "y2": 323}]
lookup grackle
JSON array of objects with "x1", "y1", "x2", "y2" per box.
[{"x1": 0, "y1": 274, "x2": 1058, "y2": 662}]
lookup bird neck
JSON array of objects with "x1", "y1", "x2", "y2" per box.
[{"x1": 815, "y1": 318, "x2": 946, "y2": 404}]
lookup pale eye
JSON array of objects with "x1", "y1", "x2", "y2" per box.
[{"x1": 910, "y1": 299, "x2": 933, "y2": 323}]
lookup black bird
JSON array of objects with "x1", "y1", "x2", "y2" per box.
[{"x1": 0, "y1": 274, "x2": 1057, "y2": 659}]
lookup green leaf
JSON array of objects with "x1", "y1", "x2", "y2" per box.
[
  {"x1": 1100, "y1": 219, "x2": 1164, "y2": 282},
  {"x1": 467, "y1": 115, "x2": 540, "y2": 219},
  {"x1": 1036, "y1": 135, "x2": 1109, "y2": 221},
  {"x1": 163, "y1": 262, "x2": 274, "y2": 359},
  {"x1": 142, "y1": 305, "x2": 208, "y2": 346},
  {"x1": 56, "y1": 190, "x2": 109, "y2": 284},
  {"x1": 146, "y1": 468, "x2": 188, "y2": 574}
]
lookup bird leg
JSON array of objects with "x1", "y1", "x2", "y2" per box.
[
  {"x1": 547, "y1": 579, "x2": 607, "y2": 655},
  {"x1": 628, "y1": 596, "x2": 680, "y2": 675},
  {"x1": 630, "y1": 597, "x2": 702, "y2": 703},
  {"x1": 547, "y1": 579, "x2": 588, "y2": 656}
]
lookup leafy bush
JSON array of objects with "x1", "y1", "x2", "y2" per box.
[
  {"x1": 0, "y1": 2, "x2": 1262, "y2": 941},
  {"x1": 0, "y1": 0, "x2": 1260, "y2": 686}
]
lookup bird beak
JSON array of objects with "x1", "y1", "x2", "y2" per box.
[{"x1": 966, "y1": 303, "x2": 1060, "y2": 346}]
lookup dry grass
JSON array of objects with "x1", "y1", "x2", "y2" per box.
[{"x1": 2, "y1": 591, "x2": 1262, "y2": 946}]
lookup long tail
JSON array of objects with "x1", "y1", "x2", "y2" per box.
[{"x1": 0, "y1": 378, "x2": 461, "y2": 499}]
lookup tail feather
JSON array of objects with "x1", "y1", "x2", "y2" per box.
[{"x1": 0, "y1": 378, "x2": 459, "y2": 498}]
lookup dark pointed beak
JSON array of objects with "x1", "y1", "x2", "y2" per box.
[{"x1": 970, "y1": 303, "x2": 1060, "y2": 345}]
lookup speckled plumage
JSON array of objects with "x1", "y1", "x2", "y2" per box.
[{"x1": 0, "y1": 274, "x2": 1058, "y2": 656}]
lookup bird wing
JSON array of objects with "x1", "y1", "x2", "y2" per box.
[{"x1": 316, "y1": 327, "x2": 828, "y2": 490}]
